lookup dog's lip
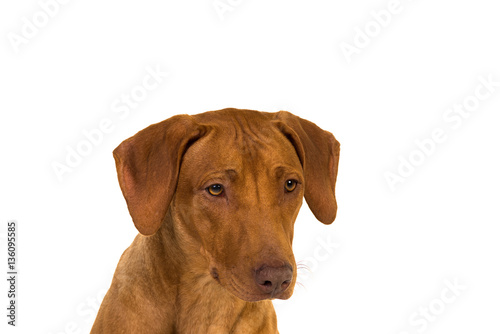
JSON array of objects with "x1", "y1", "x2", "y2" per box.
[
  {"x1": 227, "y1": 275, "x2": 273, "y2": 302},
  {"x1": 209, "y1": 266, "x2": 266, "y2": 301},
  {"x1": 220, "y1": 271, "x2": 294, "y2": 302},
  {"x1": 208, "y1": 261, "x2": 296, "y2": 301}
]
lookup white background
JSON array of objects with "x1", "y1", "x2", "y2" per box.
[{"x1": 1, "y1": 0, "x2": 500, "y2": 333}]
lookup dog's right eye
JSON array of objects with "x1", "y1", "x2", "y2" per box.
[{"x1": 206, "y1": 184, "x2": 224, "y2": 196}]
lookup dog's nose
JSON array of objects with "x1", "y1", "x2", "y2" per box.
[{"x1": 255, "y1": 264, "x2": 293, "y2": 296}]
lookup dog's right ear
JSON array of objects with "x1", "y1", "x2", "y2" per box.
[{"x1": 113, "y1": 115, "x2": 206, "y2": 236}]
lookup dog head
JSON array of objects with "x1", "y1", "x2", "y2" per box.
[{"x1": 113, "y1": 108, "x2": 340, "y2": 302}]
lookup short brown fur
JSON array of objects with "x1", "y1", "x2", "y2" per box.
[{"x1": 91, "y1": 108, "x2": 340, "y2": 333}]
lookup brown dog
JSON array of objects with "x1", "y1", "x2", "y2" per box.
[{"x1": 91, "y1": 108, "x2": 340, "y2": 333}]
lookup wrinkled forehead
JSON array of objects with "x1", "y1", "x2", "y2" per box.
[{"x1": 181, "y1": 118, "x2": 302, "y2": 178}]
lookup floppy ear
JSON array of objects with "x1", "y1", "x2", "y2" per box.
[
  {"x1": 113, "y1": 115, "x2": 206, "y2": 235},
  {"x1": 274, "y1": 111, "x2": 340, "y2": 224}
]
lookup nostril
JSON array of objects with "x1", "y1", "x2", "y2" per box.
[{"x1": 262, "y1": 281, "x2": 272, "y2": 288}]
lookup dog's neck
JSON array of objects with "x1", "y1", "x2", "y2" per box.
[{"x1": 155, "y1": 208, "x2": 207, "y2": 277}]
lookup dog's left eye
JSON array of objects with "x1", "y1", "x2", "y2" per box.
[
  {"x1": 207, "y1": 184, "x2": 224, "y2": 196},
  {"x1": 284, "y1": 180, "x2": 297, "y2": 192}
]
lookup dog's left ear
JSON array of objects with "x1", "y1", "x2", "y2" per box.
[
  {"x1": 113, "y1": 115, "x2": 206, "y2": 235},
  {"x1": 274, "y1": 111, "x2": 340, "y2": 224}
]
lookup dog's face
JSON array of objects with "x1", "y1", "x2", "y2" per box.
[
  {"x1": 173, "y1": 123, "x2": 304, "y2": 301},
  {"x1": 113, "y1": 108, "x2": 339, "y2": 303}
]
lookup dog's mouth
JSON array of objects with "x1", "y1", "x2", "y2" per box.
[
  {"x1": 210, "y1": 267, "x2": 220, "y2": 281},
  {"x1": 210, "y1": 266, "x2": 295, "y2": 302}
]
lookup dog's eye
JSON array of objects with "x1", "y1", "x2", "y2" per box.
[
  {"x1": 207, "y1": 184, "x2": 224, "y2": 196},
  {"x1": 284, "y1": 180, "x2": 297, "y2": 192}
]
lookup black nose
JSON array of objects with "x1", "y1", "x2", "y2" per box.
[{"x1": 255, "y1": 264, "x2": 293, "y2": 296}]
